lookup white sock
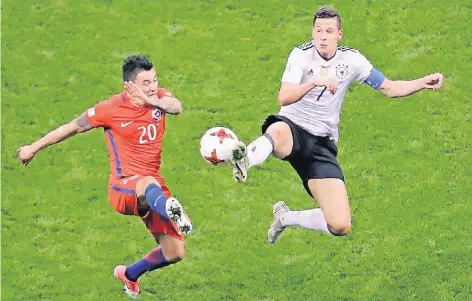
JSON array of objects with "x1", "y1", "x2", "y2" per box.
[
  {"x1": 247, "y1": 134, "x2": 274, "y2": 168},
  {"x1": 280, "y1": 208, "x2": 330, "y2": 234}
]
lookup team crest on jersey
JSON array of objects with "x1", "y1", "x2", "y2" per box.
[
  {"x1": 152, "y1": 108, "x2": 162, "y2": 122},
  {"x1": 335, "y1": 64, "x2": 349, "y2": 80}
]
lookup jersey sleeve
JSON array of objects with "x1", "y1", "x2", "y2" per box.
[
  {"x1": 281, "y1": 48, "x2": 305, "y2": 85},
  {"x1": 157, "y1": 88, "x2": 173, "y2": 98},
  {"x1": 84, "y1": 99, "x2": 114, "y2": 128},
  {"x1": 353, "y1": 52, "x2": 374, "y2": 84}
]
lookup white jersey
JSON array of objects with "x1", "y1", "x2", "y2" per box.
[{"x1": 279, "y1": 41, "x2": 375, "y2": 142}]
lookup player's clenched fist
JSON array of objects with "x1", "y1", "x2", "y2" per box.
[
  {"x1": 17, "y1": 145, "x2": 36, "y2": 167},
  {"x1": 422, "y1": 73, "x2": 444, "y2": 90}
]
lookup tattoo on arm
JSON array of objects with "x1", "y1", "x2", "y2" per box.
[
  {"x1": 155, "y1": 97, "x2": 182, "y2": 114},
  {"x1": 76, "y1": 113, "x2": 93, "y2": 132}
]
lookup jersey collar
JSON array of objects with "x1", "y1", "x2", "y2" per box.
[{"x1": 312, "y1": 47, "x2": 339, "y2": 64}]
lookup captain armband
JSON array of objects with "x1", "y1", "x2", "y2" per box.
[{"x1": 363, "y1": 68, "x2": 386, "y2": 90}]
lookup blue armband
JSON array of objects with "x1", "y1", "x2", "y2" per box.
[{"x1": 363, "y1": 68, "x2": 385, "y2": 90}]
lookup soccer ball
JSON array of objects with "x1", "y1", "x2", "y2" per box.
[{"x1": 200, "y1": 127, "x2": 239, "y2": 165}]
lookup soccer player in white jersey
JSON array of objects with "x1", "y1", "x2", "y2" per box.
[{"x1": 229, "y1": 7, "x2": 444, "y2": 243}]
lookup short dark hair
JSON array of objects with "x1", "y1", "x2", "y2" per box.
[
  {"x1": 313, "y1": 7, "x2": 341, "y2": 29},
  {"x1": 122, "y1": 55, "x2": 154, "y2": 82}
]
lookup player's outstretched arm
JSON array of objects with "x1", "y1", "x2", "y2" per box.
[
  {"x1": 17, "y1": 114, "x2": 93, "y2": 167},
  {"x1": 379, "y1": 73, "x2": 444, "y2": 98},
  {"x1": 278, "y1": 79, "x2": 338, "y2": 106}
]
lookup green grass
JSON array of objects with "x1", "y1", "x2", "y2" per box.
[{"x1": 2, "y1": 0, "x2": 472, "y2": 300}]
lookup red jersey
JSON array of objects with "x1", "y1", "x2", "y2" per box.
[{"x1": 85, "y1": 88, "x2": 173, "y2": 180}]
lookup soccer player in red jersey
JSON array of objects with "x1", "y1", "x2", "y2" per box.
[{"x1": 17, "y1": 55, "x2": 192, "y2": 298}]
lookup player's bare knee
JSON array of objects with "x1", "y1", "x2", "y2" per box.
[
  {"x1": 172, "y1": 247, "x2": 186, "y2": 262},
  {"x1": 266, "y1": 122, "x2": 292, "y2": 158},
  {"x1": 166, "y1": 246, "x2": 186, "y2": 263},
  {"x1": 160, "y1": 236, "x2": 186, "y2": 262},
  {"x1": 327, "y1": 221, "x2": 352, "y2": 236},
  {"x1": 266, "y1": 122, "x2": 289, "y2": 142},
  {"x1": 135, "y1": 176, "x2": 159, "y2": 197}
]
